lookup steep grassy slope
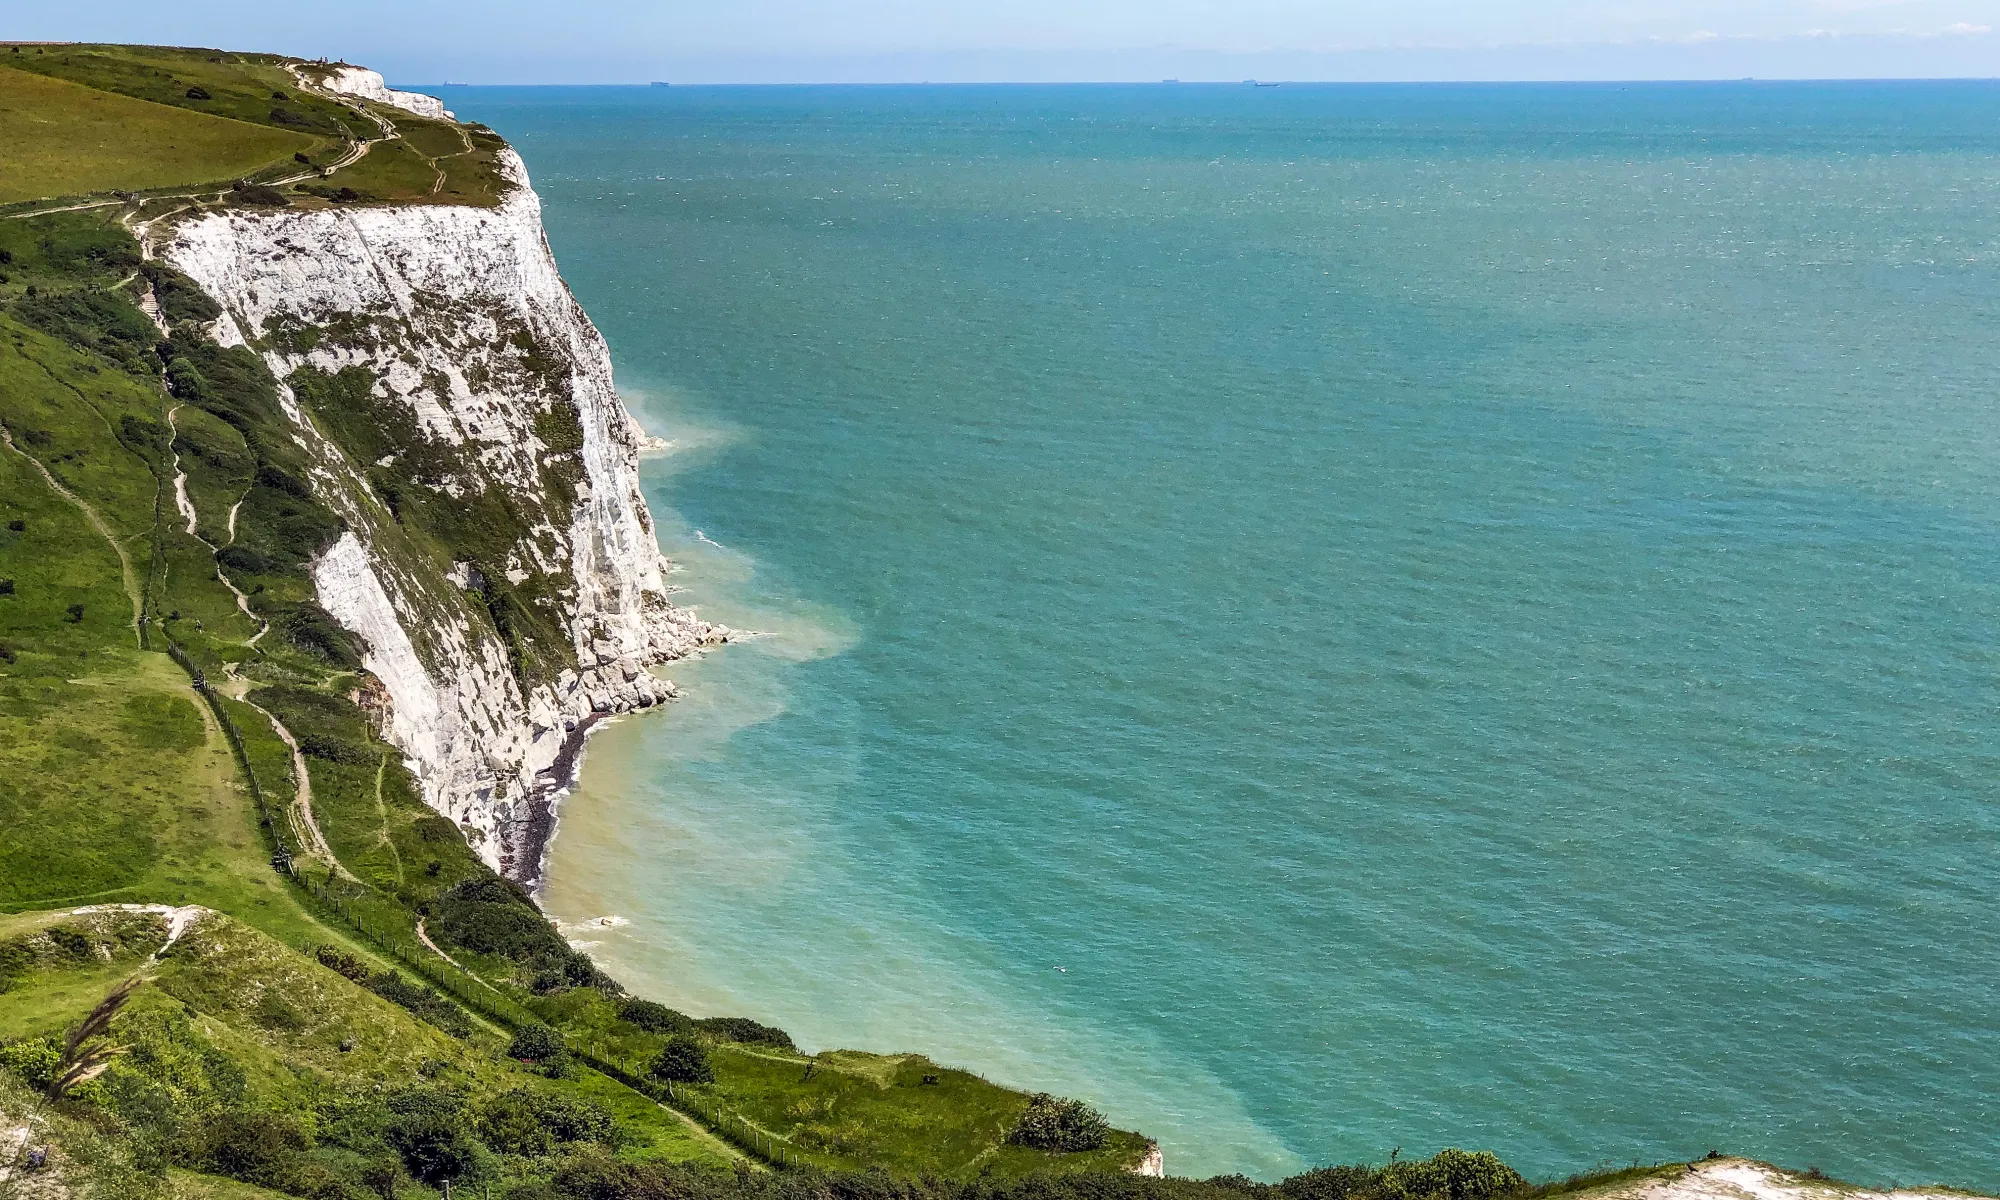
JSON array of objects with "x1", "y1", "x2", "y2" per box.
[{"x1": 0, "y1": 65, "x2": 317, "y2": 204}]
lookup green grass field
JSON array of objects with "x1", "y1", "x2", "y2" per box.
[{"x1": 0, "y1": 65, "x2": 318, "y2": 204}]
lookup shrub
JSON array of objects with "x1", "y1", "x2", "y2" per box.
[
  {"x1": 15, "y1": 288, "x2": 155, "y2": 371},
  {"x1": 697, "y1": 1015, "x2": 795, "y2": 1051},
  {"x1": 316, "y1": 944, "x2": 372, "y2": 982},
  {"x1": 141, "y1": 262, "x2": 222, "y2": 325},
  {"x1": 1008, "y1": 1093, "x2": 1109, "y2": 1152},
  {"x1": 217, "y1": 545, "x2": 275, "y2": 575},
  {"x1": 618, "y1": 997, "x2": 694, "y2": 1035},
  {"x1": 65, "y1": 603, "x2": 85, "y2": 623},
  {"x1": 429, "y1": 876, "x2": 574, "y2": 970},
  {"x1": 1380, "y1": 1150, "x2": 1526, "y2": 1200},
  {"x1": 477, "y1": 1087, "x2": 613, "y2": 1156},
  {"x1": 300, "y1": 732, "x2": 372, "y2": 764},
  {"x1": 165, "y1": 357, "x2": 212, "y2": 402},
  {"x1": 281, "y1": 601, "x2": 365, "y2": 667},
  {"x1": 0, "y1": 1036, "x2": 61, "y2": 1088},
  {"x1": 231, "y1": 181, "x2": 291, "y2": 206},
  {"x1": 508, "y1": 1023, "x2": 566, "y2": 1063},
  {"x1": 1281, "y1": 1164, "x2": 1385, "y2": 1200},
  {"x1": 195, "y1": 1108, "x2": 311, "y2": 1185},
  {"x1": 369, "y1": 971, "x2": 471, "y2": 1038},
  {"x1": 185, "y1": 85, "x2": 211, "y2": 100},
  {"x1": 385, "y1": 1086, "x2": 486, "y2": 1184}
]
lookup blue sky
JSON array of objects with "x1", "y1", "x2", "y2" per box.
[{"x1": 10, "y1": 0, "x2": 2000, "y2": 82}]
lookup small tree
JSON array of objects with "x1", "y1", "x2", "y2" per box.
[{"x1": 650, "y1": 1034, "x2": 714, "y2": 1084}]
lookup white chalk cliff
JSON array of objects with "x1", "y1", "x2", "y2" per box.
[
  {"x1": 316, "y1": 65, "x2": 453, "y2": 120},
  {"x1": 164, "y1": 143, "x2": 714, "y2": 883}
]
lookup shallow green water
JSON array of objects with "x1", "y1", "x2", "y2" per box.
[{"x1": 442, "y1": 82, "x2": 2000, "y2": 1186}]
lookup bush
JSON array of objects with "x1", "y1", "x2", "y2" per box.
[
  {"x1": 1007, "y1": 1093, "x2": 1109, "y2": 1152},
  {"x1": 1281, "y1": 1164, "x2": 1385, "y2": 1200},
  {"x1": 281, "y1": 601, "x2": 365, "y2": 667},
  {"x1": 185, "y1": 85, "x2": 211, "y2": 100},
  {"x1": 649, "y1": 1035, "x2": 714, "y2": 1085},
  {"x1": 368, "y1": 971, "x2": 472, "y2": 1039},
  {"x1": 386, "y1": 1086, "x2": 481, "y2": 1184},
  {"x1": 697, "y1": 1015, "x2": 795, "y2": 1051},
  {"x1": 195, "y1": 1109, "x2": 311, "y2": 1186},
  {"x1": 1380, "y1": 1150, "x2": 1525, "y2": 1200},
  {"x1": 231, "y1": 181, "x2": 291, "y2": 206},
  {"x1": 477, "y1": 1087, "x2": 613, "y2": 1156},
  {"x1": 618, "y1": 997, "x2": 694, "y2": 1035},
  {"x1": 508, "y1": 1023, "x2": 566, "y2": 1063},
  {"x1": 217, "y1": 545, "x2": 276, "y2": 576},
  {"x1": 300, "y1": 733, "x2": 372, "y2": 764},
  {"x1": 0, "y1": 1036, "x2": 61, "y2": 1088},
  {"x1": 429, "y1": 876, "x2": 574, "y2": 971},
  {"x1": 316, "y1": 944, "x2": 372, "y2": 982},
  {"x1": 165, "y1": 357, "x2": 212, "y2": 402},
  {"x1": 14, "y1": 288, "x2": 155, "y2": 371},
  {"x1": 141, "y1": 262, "x2": 223, "y2": 326}
]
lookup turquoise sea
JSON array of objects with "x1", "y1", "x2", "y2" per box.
[{"x1": 436, "y1": 82, "x2": 2000, "y2": 1187}]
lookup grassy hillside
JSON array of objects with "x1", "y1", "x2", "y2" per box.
[
  {"x1": 4, "y1": 43, "x2": 373, "y2": 141},
  {"x1": 0, "y1": 65, "x2": 317, "y2": 204}
]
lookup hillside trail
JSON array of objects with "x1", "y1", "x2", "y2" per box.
[
  {"x1": 155, "y1": 403, "x2": 350, "y2": 883},
  {"x1": 0, "y1": 424, "x2": 143, "y2": 645},
  {"x1": 238, "y1": 685, "x2": 351, "y2": 880},
  {"x1": 11, "y1": 100, "x2": 387, "y2": 228},
  {"x1": 162, "y1": 405, "x2": 267, "y2": 647}
]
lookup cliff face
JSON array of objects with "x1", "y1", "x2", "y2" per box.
[
  {"x1": 315, "y1": 65, "x2": 453, "y2": 120},
  {"x1": 164, "y1": 150, "x2": 712, "y2": 884}
]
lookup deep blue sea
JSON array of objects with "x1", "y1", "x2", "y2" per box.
[{"x1": 434, "y1": 82, "x2": 2000, "y2": 1187}]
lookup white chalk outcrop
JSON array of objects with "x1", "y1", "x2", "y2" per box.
[
  {"x1": 1133, "y1": 1143, "x2": 1165, "y2": 1178},
  {"x1": 164, "y1": 151, "x2": 715, "y2": 883},
  {"x1": 317, "y1": 65, "x2": 452, "y2": 120}
]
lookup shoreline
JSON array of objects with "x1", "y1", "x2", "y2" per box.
[{"x1": 502, "y1": 708, "x2": 618, "y2": 891}]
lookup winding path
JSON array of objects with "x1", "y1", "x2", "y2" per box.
[
  {"x1": 235, "y1": 686, "x2": 350, "y2": 879},
  {"x1": 163, "y1": 404, "x2": 267, "y2": 647}
]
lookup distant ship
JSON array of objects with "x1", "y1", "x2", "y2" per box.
[
  {"x1": 651, "y1": 81, "x2": 670, "y2": 87},
  {"x1": 1247, "y1": 80, "x2": 1281, "y2": 88}
]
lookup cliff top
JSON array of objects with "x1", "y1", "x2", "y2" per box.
[{"x1": 0, "y1": 42, "x2": 510, "y2": 214}]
